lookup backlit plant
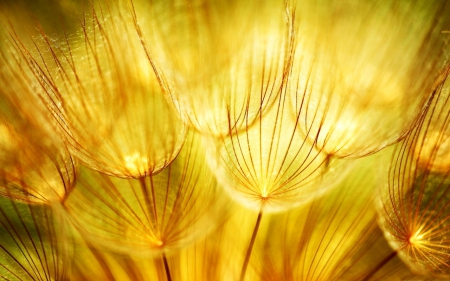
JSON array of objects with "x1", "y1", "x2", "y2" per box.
[{"x1": 0, "y1": 0, "x2": 449, "y2": 280}]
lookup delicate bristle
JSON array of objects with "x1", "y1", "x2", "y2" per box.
[{"x1": 0, "y1": 0, "x2": 450, "y2": 280}]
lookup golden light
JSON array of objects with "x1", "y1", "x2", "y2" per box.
[
  {"x1": 0, "y1": 0, "x2": 450, "y2": 280},
  {"x1": 146, "y1": 0, "x2": 291, "y2": 137},
  {"x1": 63, "y1": 131, "x2": 228, "y2": 256},
  {"x1": 378, "y1": 80, "x2": 450, "y2": 278},
  {"x1": 8, "y1": 5, "x2": 188, "y2": 178},
  {"x1": 207, "y1": 93, "x2": 347, "y2": 213},
  {"x1": 0, "y1": 44, "x2": 76, "y2": 204},
  {"x1": 288, "y1": 0, "x2": 448, "y2": 157}
]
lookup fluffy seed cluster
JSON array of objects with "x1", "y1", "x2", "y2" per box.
[{"x1": 0, "y1": 0, "x2": 449, "y2": 280}]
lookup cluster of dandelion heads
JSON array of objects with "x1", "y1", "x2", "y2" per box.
[
  {"x1": 0, "y1": 197, "x2": 72, "y2": 280},
  {"x1": 378, "y1": 67, "x2": 450, "y2": 278},
  {"x1": 6, "y1": 2, "x2": 187, "y2": 178},
  {"x1": 288, "y1": 0, "x2": 450, "y2": 158},
  {"x1": 63, "y1": 131, "x2": 228, "y2": 256},
  {"x1": 2, "y1": 0, "x2": 450, "y2": 280},
  {"x1": 143, "y1": 0, "x2": 293, "y2": 137}
]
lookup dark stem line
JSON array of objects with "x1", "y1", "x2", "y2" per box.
[
  {"x1": 162, "y1": 252, "x2": 172, "y2": 281},
  {"x1": 139, "y1": 177, "x2": 158, "y2": 226},
  {"x1": 239, "y1": 210, "x2": 263, "y2": 281},
  {"x1": 361, "y1": 251, "x2": 397, "y2": 281}
]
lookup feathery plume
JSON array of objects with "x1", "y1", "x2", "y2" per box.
[
  {"x1": 145, "y1": 0, "x2": 293, "y2": 137},
  {"x1": 0, "y1": 33, "x2": 76, "y2": 204},
  {"x1": 63, "y1": 130, "x2": 228, "y2": 256},
  {"x1": 288, "y1": 0, "x2": 450, "y2": 157},
  {"x1": 5, "y1": 2, "x2": 187, "y2": 178},
  {"x1": 378, "y1": 65, "x2": 450, "y2": 278}
]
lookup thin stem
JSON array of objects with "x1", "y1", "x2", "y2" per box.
[
  {"x1": 239, "y1": 210, "x2": 263, "y2": 281},
  {"x1": 162, "y1": 252, "x2": 172, "y2": 281},
  {"x1": 361, "y1": 251, "x2": 397, "y2": 281}
]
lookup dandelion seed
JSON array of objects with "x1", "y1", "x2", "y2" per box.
[
  {"x1": 206, "y1": 78, "x2": 349, "y2": 280},
  {"x1": 2, "y1": 0, "x2": 449, "y2": 280},
  {"x1": 147, "y1": 0, "x2": 292, "y2": 137},
  {"x1": 0, "y1": 39, "x2": 76, "y2": 204},
  {"x1": 253, "y1": 153, "x2": 414, "y2": 281},
  {"x1": 207, "y1": 90, "x2": 348, "y2": 214},
  {"x1": 288, "y1": 0, "x2": 450, "y2": 157},
  {"x1": 5, "y1": 2, "x2": 187, "y2": 178},
  {"x1": 63, "y1": 130, "x2": 228, "y2": 256},
  {"x1": 378, "y1": 70, "x2": 450, "y2": 278}
]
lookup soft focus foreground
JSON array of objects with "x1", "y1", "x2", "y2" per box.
[{"x1": 0, "y1": 0, "x2": 449, "y2": 280}]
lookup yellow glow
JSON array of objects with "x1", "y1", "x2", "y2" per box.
[
  {"x1": 288, "y1": 1, "x2": 439, "y2": 158},
  {"x1": 50, "y1": 12, "x2": 187, "y2": 178},
  {"x1": 416, "y1": 131, "x2": 450, "y2": 172},
  {"x1": 64, "y1": 131, "x2": 226, "y2": 255},
  {"x1": 156, "y1": 1, "x2": 289, "y2": 137},
  {"x1": 209, "y1": 96, "x2": 347, "y2": 213},
  {"x1": 0, "y1": 123, "x2": 74, "y2": 204},
  {"x1": 124, "y1": 153, "x2": 150, "y2": 176},
  {"x1": 1, "y1": 0, "x2": 450, "y2": 280},
  {"x1": 409, "y1": 228, "x2": 425, "y2": 245}
]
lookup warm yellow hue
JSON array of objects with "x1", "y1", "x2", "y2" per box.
[
  {"x1": 0, "y1": 33, "x2": 76, "y2": 204},
  {"x1": 415, "y1": 78, "x2": 450, "y2": 173},
  {"x1": 1, "y1": 0, "x2": 449, "y2": 280},
  {"x1": 63, "y1": 131, "x2": 227, "y2": 255},
  {"x1": 288, "y1": 0, "x2": 447, "y2": 157},
  {"x1": 379, "y1": 85, "x2": 450, "y2": 278},
  {"x1": 0, "y1": 125, "x2": 75, "y2": 203},
  {"x1": 13, "y1": 6, "x2": 187, "y2": 178},
  {"x1": 408, "y1": 228, "x2": 426, "y2": 246},
  {"x1": 416, "y1": 131, "x2": 450, "y2": 172},
  {"x1": 148, "y1": 0, "x2": 291, "y2": 137},
  {"x1": 207, "y1": 92, "x2": 348, "y2": 213}
]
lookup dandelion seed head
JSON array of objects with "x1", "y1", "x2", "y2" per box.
[
  {"x1": 289, "y1": 0, "x2": 448, "y2": 158},
  {"x1": 151, "y1": 0, "x2": 290, "y2": 137},
  {"x1": 22, "y1": 9, "x2": 189, "y2": 178},
  {"x1": 0, "y1": 120, "x2": 75, "y2": 204},
  {"x1": 2, "y1": 0, "x2": 449, "y2": 279},
  {"x1": 260, "y1": 184, "x2": 269, "y2": 199},
  {"x1": 379, "y1": 171, "x2": 450, "y2": 278},
  {"x1": 378, "y1": 74, "x2": 450, "y2": 278},
  {"x1": 207, "y1": 96, "x2": 349, "y2": 213},
  {"x1": 64, "y1": 131, "x2": 227, "y2": 256}
]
